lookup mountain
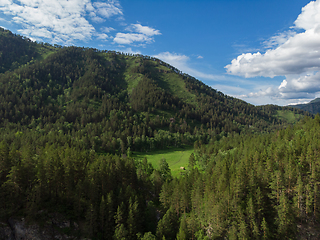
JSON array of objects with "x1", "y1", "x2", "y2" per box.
[
  {"x1": 0, "y1": 28, "x2": 309, "y2": 154},
  {"x1": 291, "y1": 98, "x2": 320, "y2": 114},
  {"x1": 0, "y1": 28, "x2": 313, "y2": 239}
]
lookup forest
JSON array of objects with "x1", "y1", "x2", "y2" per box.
[{"x1": 0, "y1": 27, "x2": 317, "y2": 239}]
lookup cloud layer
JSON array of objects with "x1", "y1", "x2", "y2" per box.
[
  {"x1": 225, "y1": 0, "x2": 320, "y2": 103},
  {"x1": 0, "y1": 0, "x2": 160, "y2": 46},
  {"x1": 0, "y1": 0, "x2": 124, "y2": 43}
]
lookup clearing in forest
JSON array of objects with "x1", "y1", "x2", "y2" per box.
[{"x1": 133, "y1": 146, "x2": 194, "y2": 177}]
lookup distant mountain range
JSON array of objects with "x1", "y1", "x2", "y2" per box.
[{"x1": 291, "y1": 98, "x2": 320, "y2": 114}]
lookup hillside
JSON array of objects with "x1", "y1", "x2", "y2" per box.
[
  {"x1": 291, "y1": 98, "x2": 320, "y2": 114},
  {"x1": 0, "y1": 28, "x2": 309, "y2": 154},
  {"x1": 0, "y1": 28, "x2": 313, "y2": 239}
]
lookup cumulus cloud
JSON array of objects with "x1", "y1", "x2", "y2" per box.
[
  {"x1": 225, "y1": 0, "x2": 320, "y2": 104},
  {"x1": 153, "y1": 52, "x2": 221, "y2": 81},
  {"x1": 0, "y1": 0, "x2": 123, "y2": 44},
  {"x1": 113, "y1": 23, "x2": 161, "y2": 45}
]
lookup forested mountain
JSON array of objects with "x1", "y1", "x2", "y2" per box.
[
  {"x1": 291, "y1": 98, "x2": 320, "y2": 114},
  {"x1": 0, "y1": 28, "x2": 309, "y2": 154},
  {"x1": 0, "y1": 28, "x2": 313, "y2": 239}
]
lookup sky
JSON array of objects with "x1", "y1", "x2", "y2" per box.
[{"x1": 0, "y1": 0, "x2": 319, "y2": 106}]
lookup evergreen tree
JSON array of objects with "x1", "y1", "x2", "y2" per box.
[
  {"x1": 176, "y1": 215, "x2": 189, "y2": 240},
  {"x1": 114, "y1": 202, "x2": 128, "y2": 240}
]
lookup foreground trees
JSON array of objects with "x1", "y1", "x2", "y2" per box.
[
  {"x1": 0, "y1": 143, "x2": 158, "y2": 239},
  {"x1": 1, "y1": 116, "x2": 320, "y2": 239},
  {"x1": 155, "y1": 116, "x2": 320, "y2": 239}
]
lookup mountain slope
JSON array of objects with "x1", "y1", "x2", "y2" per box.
[
  {"x1": 0, "y1": 28, "x2": 310, "y2": 154},
  {"x1": 291, "y1": 98, "x2": 320, "y2": 114},
  {"x1": 0, "y1": 28, "x2": 57, "y2": 73}
]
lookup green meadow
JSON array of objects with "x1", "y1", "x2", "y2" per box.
[
  {"x1": 133, "y1": 146, "x2": 194, "y2": 177},
  {"x1": 276, "y1": 109, "x2": 304, "y2": 123}
]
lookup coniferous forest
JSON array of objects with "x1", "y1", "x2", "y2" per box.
[{"x1": 0, "y1": 27, "x2": 318, "y2": 239}]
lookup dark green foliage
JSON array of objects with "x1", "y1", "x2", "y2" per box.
[
  {"x1": 0, "y1": 144, "x2": 154, "y2": 239},
  {"x1": 0, "y1": 28, "x2": 316, "y2": 239},
  {"x1": 154, "y1": 116, "x2": 320, "y2": 239},
  {"x1": 0, "y1": 28, "x2": 40, "y2": 73},
  {"x1": 0, "y1": 28, "x2": 309, "y2": 159}
]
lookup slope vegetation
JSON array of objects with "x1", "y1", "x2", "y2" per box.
[
  {"x1": 291, "y1": 98, "x2": 320, "y2": 114},
  {"x1": 0, "y1": 28, "x2": 313, "y2": 239}
]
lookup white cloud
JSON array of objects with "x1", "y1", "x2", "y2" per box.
[
  {"x1": 90, "y1": 14, "x2": 105, "y2": 23},
  {"x1": 93, "y1": 1, "x2": 122, "y2": 19},
  {"x1": 95, "y1": 33, "x2": 109, "y2": 40},
  {"x1": 263, "y1": 30, "x2": 296, "y2": 49},
  {"x1": 154, "y1": 52, "x2": 189, "y2": 63},
  {"x1": 236, "y1": 72, "x2": 320, "y2": 105},
  {"x1": 126, "y1": 23, "x2": 161, "y2": 36},
  {"x1": 225, "y1": 0, "x2": 320, "y2": 104},
  {"x1": 113, "y1": 23, "x2": 161, "y2": 45},
  {"x1": 0, "y1": 0, "x2": 163, "y2": 48},
  {"x1": 0, "y1": 0, "x2": 123, "y2": 44},
  {"x1": 101, "y1": 26, "x2": 115, "y2": 33},
  {"x1": 153, "y1": 52, "x2": 222, "y2": 81},
  {"x1": 113, "y1": 32, "x2": 151, "y2": 45}
]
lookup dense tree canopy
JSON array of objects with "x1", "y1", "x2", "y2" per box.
[{"x1": 0, "y1": 28, "x2": 315, "y2": 239}]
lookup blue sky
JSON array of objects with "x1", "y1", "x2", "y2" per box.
[{"x1": 0, "y1": 0, "x2": 319, "y2": 106}]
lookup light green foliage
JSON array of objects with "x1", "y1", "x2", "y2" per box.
[
  {"x1": 276, "y1": 109, "x2": 305, "y2": 123},
  {"x1": 133, "y1": 147, "x2": 194, "y2": 177}
]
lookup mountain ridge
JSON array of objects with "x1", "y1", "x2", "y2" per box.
[
  {"x1": 0, "y1": 28, "x2": 310, "y2": 155},
  {"x1": 291, "y1": 97, "x2": 320, "y2": 114}
]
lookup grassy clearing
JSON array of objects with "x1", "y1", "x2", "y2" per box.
[
  {"x1": 160, "y1": 72, "x2": 197, "y2": 105},
  {"x1": 35, "y1": 44, "x2": 58, "y2": 60},
  {"x1": 133, "y1": 146, "x2": 194, "y2": 177},
  {"x1": 276, "y1": 110, "x2": 304, "y2": 123}
]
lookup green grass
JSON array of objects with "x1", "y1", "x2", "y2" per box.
[
  {"x1": 159, "y1": 71, "x2": 197, "y2": 105},
  {"x1": 133, "y1": 146, "x2": 194, "y2": 177},
  {"x1": 276, "y1": 110, "x2": 304, "y2": 123},
  {"x1": 35, "y1": 44, "x2": 58, "y2": 60}
]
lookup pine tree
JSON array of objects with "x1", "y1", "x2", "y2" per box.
[
  {"x1": 261, "y1": 217, "x2": 271, "y2": 240},
  {"x1": 238, "y1": 220, "x2": 248, "y2": 240},
  {"x1": 228, "y1": 222, "x2": 238, "y2": 240},
  {"x1": 127, "y1": 197, "x2": 140, "y2": 239},
  {"x1": 86, "y1": 203, "x2": 98, "y2": 238},
  {"x1": 176, "y1": 215, "x2": 188, "y2": 240},
  {"x1": 156, "y1": 207, "x2": 178, "y2": 240},
  {"x1": 99, "y1": 195, "x2": 106, "y2": 238},
  {"x1": 114, "y1": 202, "x2": 128, "y2": 240},
  {"x1": 276, "y1": 193, "x2": 296, "y2": 239},
  {"x1": 188, "y1": 153, "x2": 196, "y2": 169}
]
